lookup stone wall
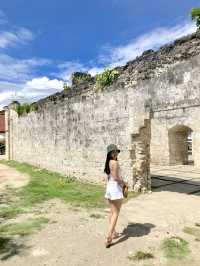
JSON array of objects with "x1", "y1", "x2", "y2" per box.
[
  {"x1": 6, "y1": 30, "x2": 200, "y2": 190},
  {"x1": 149, "y1": 53, "x2": 200, "y2": 167},
  {"x1": 7, "y1": 84, "x2": 151, "y2": 189}
]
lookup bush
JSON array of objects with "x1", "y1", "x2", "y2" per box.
[
  {"x1": 94, "y1": 68, "x2": 119, "y2": 91},
  {"x1": 14, "y1": 103, "x2": 38, "y2": 116},
  {"x1": 190, "y1": 8, "x2": 200, "y2": 28},
  {"x1": 72, "y1": 72, "x2": 92, "y2": 86},
  {"x1": 63, "y1": 84, "x2": 71, "y2": 91}
]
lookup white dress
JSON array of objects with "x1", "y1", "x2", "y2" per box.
[{"x1": 104, "y1": 167, "x2": 123, "y2": 200}]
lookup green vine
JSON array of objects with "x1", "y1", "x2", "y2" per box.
[{"x1": 94, "y1": 68, "x2": 119, "y2": 91}]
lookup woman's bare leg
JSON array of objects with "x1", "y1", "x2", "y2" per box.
[
  {"x1": 107, "y1": 199, "x2": 123, "y2": 238},
  {"x1": 108, "y1": 206, "x2": 117, "y2": 237},
  {"x1": 109, "y1": 207, "x2": 120, "y2": 237}
]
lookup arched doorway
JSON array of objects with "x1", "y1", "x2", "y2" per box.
[{"x1": 168, "y1": 125, "x2": 193, "y2": 165}]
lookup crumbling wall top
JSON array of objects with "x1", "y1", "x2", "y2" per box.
[{"x1": 35, "y1": 29, "x2": 200, "y2": 108}]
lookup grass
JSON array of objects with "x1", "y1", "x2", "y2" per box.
[
  {"x1": 183, "y1": 226, "x2": 200, "y2": 241},
  {"x1": 161, "y1": 236, "x2": 190, "y2": 260},
  {"x1": 128, "y1": 250, "x2": 154, "y2": 261},
  {"x1": 0, "y1": 217, "x2": 49, "y2": 260},
  {"x1": 0, "y1": 160, "x2": 138, "y2": 212},
  {"x1": 0, "y1": 217, "x2": 49, "y2": 237},
  {"x1": 0, "y1": 158, "x2": 139, "y2": 236},
  {"x1": 0, "y1": 160, "x2": 107, "y2": 211},
  {"x1": 0, "y1": 206, "x2": 25, "y2": 220}
]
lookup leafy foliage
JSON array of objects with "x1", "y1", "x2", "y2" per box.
[
  {"x1": 63, "y1": 83, "x2": 71, "y2": 91},
  {"x1": 94, "y1": 68, "x2": 119, "y2": 91},
  {"x1": 13, "y1": 103, "x2": 38, "y2": 116},
  {"x1": 190, "y1": 8, "x2": 200, "y2": 28},
  {"x1": 72, "y1": 73, "x2": 92, "y2": 86}
]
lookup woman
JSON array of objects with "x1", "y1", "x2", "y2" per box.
[{"x1": 104, "y1": 144, "x2": 126, "y2": 248}]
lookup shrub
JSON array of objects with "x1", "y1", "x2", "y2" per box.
[
  {"x1": 13, "y1": 103, "x2": 38, "y2": 116},
  {"x1": 72, "y1": 72, "x2": 92, "y2": 86},
  {"x1": 94, "y1": 68, "x2": 119, "y2": 91},
  {"x1": 63, "y1": 84, "x2": 71, "y2": 91},
  {"x1": 190, "y1": 8, "x2": 200, "y2": 28}
]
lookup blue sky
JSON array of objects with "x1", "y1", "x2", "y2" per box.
[{"x1": 0, "y1": 0, "x2": 199, "y2": 108}]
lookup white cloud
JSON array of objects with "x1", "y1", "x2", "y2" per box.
[
  {"x1": 0, "y1": 77, "x2": 64, "y2": 109},
  {"x1": 0, "y1": 27, "x2": 34, "y2": 49},
  {"x1": 0, "y1": 89, "x2": 23, "y2": 110},
  {"x1": 0, "y1": 20, "x2": 197, "y2": 110},
  {"x1": 0, "y1": 90, "x2": 15, "y2": 103},
  {"x1": 25, "y1": 77, "x2": 64, "y2": 91},
  {"x1": 88, "y1": 67, "x2": 104, "y2": 76},
  {"x1": 99, "y1": 21, "x2": 196, "y2": 68},
  {"x1": 0, "y1": 54, "x2": 50, "y2": 82}
]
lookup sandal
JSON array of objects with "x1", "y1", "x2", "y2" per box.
[
  {"x1": 112, "y1": 231, "x2": 120, "y2": 239},
  {"x1": 105, "y1": 236, "x2": 112, "y2": 248}
]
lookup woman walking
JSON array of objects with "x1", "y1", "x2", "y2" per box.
[{"x1": 104, "y1": 144, "x2": 126, "y2": 248}]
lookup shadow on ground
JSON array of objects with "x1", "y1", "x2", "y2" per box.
[
  {"x1": 110, "y1": 223, "x2": 155, "y2": 247},
  {"x1": 151, "y1": 166, "x2": 200, "y2": 196},
  {"x1": 0, "y1": 237, "x2": 31, "y2": 261},
  {"x1": 151, "y1": 175, "x2": 200, "y2": 195}
]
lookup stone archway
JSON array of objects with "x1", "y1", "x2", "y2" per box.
[{"x1": 168, "y1": 125, "x2": 193, "y2": 165}]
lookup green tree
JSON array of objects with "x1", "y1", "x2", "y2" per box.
[{"x1": 190, "y1": 8, "x2": 200, "y2": 28}]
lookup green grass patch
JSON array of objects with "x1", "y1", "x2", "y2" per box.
[
  {"x1": 0, "y1": 160, "x2": 107, "y2": 211},
  {"x1": 0, "y1": 206, "x2": 24, "y2": 220},
  {"x1": 0, "y1": 217, "x2": 49, "y2": 237},
  {"x1": 161, "y1": 236, "x2": 190, "y2": 260},
  {"x1": 183, "y1": 226, "x2": 200, "y2": 241},
  {"x1": 128, "y1": 250, "x2": 154, "y2": 261},
  {"x1": 0, "y1": 159, "x2": 139, "y2": 222}
]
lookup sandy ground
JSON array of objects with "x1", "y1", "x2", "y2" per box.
[
  {"x1": 0, "y1": 163, "x2": 29, "y2": 190},
  {"x1": 1, "y1": 164, "x2": 200, "y2": 266}
]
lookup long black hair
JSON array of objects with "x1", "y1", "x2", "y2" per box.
[{"x1": 104, "y1": 151, "x2": 117, "y2": 175}]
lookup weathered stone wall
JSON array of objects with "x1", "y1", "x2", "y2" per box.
[
  {"x1": 6, "y1": 30, "x2": 200, "y2": 190},
  {"x1": 7, "y1": 84, "x2": 150, "y2": 189},
  {"x1": 150, "y1": 53, "x2": 200, "y2": 167}
]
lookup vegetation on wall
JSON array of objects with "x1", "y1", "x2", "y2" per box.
[
  {"x1": 13, "y1": 103, "x2": 38, "y2": 116},
  {"x1": 94, "y1": 68, "x2": 119, "y2": 91},
  {"x1": 190, "y1": 8, "x2": 200, "y2": 28},
  {"x1": 72, "y1": 73, "x2": 92, "y2": 86},
  {"x1": 63, "y1": 83, "x2": 71, "y2": 91}
]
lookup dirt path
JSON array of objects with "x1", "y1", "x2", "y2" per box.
[
  {"x1": 1, "y1": 164, "x2": 200, "y2": 266},
  {"x1": 0, "y1": 163, "x2": 29, "y2": 190}
]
